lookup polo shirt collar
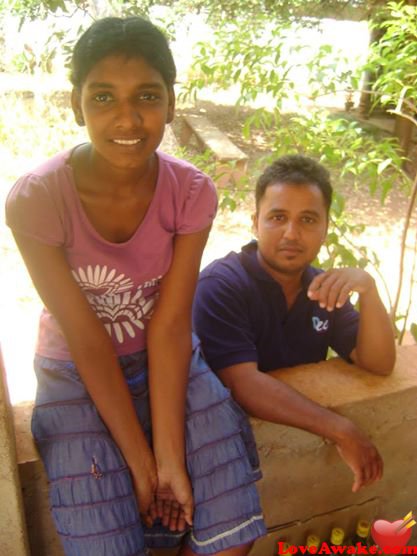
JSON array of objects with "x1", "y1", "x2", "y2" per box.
[{"x1": 240, "y1": 240, "x2": 316, "y2": 291}]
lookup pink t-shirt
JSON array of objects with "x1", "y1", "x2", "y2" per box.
[{"x1": 6, "y1": 148, "x2": 217, "y2": 359}]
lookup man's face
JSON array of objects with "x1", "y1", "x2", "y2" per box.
[{"x1": 253, "y1": 182, "x2": 328, "y2": 279}]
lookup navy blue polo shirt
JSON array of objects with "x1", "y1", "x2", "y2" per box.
[{"x1": 193, "y1": 241, "x2": 359, "y2": 373}]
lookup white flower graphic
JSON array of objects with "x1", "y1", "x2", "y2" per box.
[
  {"x1": 72, "y1": 265, "x2": 158, "y2": 343},
  {"x1": 72, "y1": 265, "x2": 133, "y2": 295}
]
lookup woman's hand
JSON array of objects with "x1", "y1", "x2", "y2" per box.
[
  {"x1": 130, "y1": 449, "x2": 159, "y2": 528},
  {"x1": 10, "y1": 233, "x2": 165, "y2": 524},
  {"x1": 152, "y1": 464, "x2": 194, "y2": 532},
  {"x1": 146, "y1": 230, "x2": 210, "y2": 532}
]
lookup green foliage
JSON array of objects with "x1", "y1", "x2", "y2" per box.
[
  {"x1": 10, "y1": 30, "x2": 67, "y2": 73},
  {"x1": 0, "y1": 0, "x2": 77, "y2": 19},
  {"x1": 257, "y1": 108, "x2": 408, "y2": 201},
  {"x1": 172, "y1": 146, "x2": 251, "y2": 212},
  {"x1": 1, "y1": 0, "x2": 416, "y2": 340},
  {"x1": 366, "y1": 1, "x2": 417, "y2": 106},
  {"x1": 180, "y1": 13, "x2": 359, "y2": 108},
  {"x1": 411, "y1": 323, "x2": 417, "y2": 343},
  {"x1": 260, "y1": 110, "x2": 399, "y2": 275},
  {"x1": 179, "y1": 2, "x2": 416, "y2": 341},
  {"x1": 179, "y1": 15, "x2": 292, "y2": 106},
  {"x1": 320, "y1": 191, "x2": 371, "y2": 269},
  {"x1": 0, "y1": 0, "x2": 154, "y2": 20},
  {"x1": 0, "y1": 0, "x2": 376, "y2": 22},
  {"x1": 175, "y1": 6, "x2": 411, "y2": 293}
]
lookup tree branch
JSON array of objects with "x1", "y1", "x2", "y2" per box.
[{"x1": 390, "y1": 109, "x2": 417, "y2": 325}]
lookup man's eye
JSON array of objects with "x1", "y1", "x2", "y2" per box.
[
  {"x1": 93, "y1": 93, "x2": 112, "y2": 103},
  {"x1": 302, "y1": 217, "x2": 316, "y2": 224},
  {"x1": 271, "y1": 215, "x2": 285, "y2": 221}
]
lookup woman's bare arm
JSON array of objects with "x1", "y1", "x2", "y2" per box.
[
  {"x1": 12, "y1": 232, "x2": 157, "y2": 521},
  {"x1": 147, "y1": 225, "x2": 211, "y2": 530}
]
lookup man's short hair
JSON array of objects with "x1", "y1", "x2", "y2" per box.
[{"x1": 255, "y1": 154, "x2": 333, "y2": 214}]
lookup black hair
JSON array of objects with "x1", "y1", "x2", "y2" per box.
[
  {"x1": 70, "y1": 16, "x2": 176, "y2": 89},
  {"x1": 255, "y1": 154, "x2": 333, "y2": 213}
]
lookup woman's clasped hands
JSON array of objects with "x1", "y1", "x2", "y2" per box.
[{"x1": 131, "y1": 451, "x2": 194, "y2": 532}]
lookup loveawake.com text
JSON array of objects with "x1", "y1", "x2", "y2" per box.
[{"x1": 277, "y1": 541, "x2": 417, "y2": 555}]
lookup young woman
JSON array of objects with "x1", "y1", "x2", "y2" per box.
[{"x1": 6, "y1": 16, "x2": 266, "y2": 556}]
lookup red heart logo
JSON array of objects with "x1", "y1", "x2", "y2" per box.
[{"x1": 371, "y1": 519, "x2": 412, "y2": 548}]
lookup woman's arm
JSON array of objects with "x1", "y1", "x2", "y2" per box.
[
  {"x1": 147, "y1": 225, "x2": 211, "y2": 530},
  {"x1": 12, "y1": 232, "x2": 157, "y2": 522}
]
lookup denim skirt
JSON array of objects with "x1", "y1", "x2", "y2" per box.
[{"x1": 32, "y1": 338, "x2": 266, "y2": 555}]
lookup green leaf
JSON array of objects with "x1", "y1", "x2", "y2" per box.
[
  {"x1": 377, "y1": 158, "x2": 392, "y2": 175},
  {"x1": 411, "y1": 323, "x2": 417, "y2": 343}
]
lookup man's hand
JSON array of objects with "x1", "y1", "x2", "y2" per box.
[
  {"x1": 307, "y1": 268, "x2": 375, "y2": 311},
  {"x1": 307, "y1": 267, "x2": 395, "y2": 375},
  {"x1": 333, "y1": 420, "x2": 383, "y2": 492}
]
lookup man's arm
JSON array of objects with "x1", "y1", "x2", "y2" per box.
[
  {"x1": 218, "y1": 361, "x2": 383, "y2": 493},
  {"x1": 307, "y1": 268, "x2": 395, "y2": 375}
]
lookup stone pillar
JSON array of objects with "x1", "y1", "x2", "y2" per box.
[{"x1": 0, "y1": 346, "x2": 30, "y2": 555}]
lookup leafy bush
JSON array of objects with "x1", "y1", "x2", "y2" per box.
[
  {"x1": 178, "y1": 5, "x2": 417, "y2": 340},
  {"x1": 366, "y1": 1, "x2": 417, "y2": 107}
]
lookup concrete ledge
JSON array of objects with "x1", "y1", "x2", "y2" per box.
[
  {"x1": 181, "y1": 114, "x2": 248, "y2": 164},
  {"x1": 13, "y1": 402, "x2": 63, "y2": 555},
  {"x1": 252, "y1": 345, "x2": 417, "y2": 553},
  {"x1": 0, "y1": 349, "x2": 30, "y2": 556},
  {"x1": 180, "y1": 114, "x2": 248, "y2": 187},
  {"x1": 10, "y1": 344, "x2": 417, "y2": 555}
]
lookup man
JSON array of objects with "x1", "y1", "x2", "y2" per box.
[{"x1": 193, "y1": 154, "x2": 395, "y2": 492}]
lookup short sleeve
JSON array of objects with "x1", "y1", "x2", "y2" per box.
[
  {"x1": 193, "y1": 274, "x2": 258, "y2": 371},
  {"x1": 329, "y1": 300, "x2": 359, "y2": 361},
  {"x1": 5, "y1": 174, "x2": 65, "y2": 246},
  {"x1": 177, "y1": 173, "x2": 217, "y2": 234}
]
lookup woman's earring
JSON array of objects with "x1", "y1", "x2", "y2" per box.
[{"x1": 76, "y1": 113, "x2": 85, "y2": 126}]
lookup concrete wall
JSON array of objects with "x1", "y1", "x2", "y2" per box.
[
  {"x1": 4, "y1": 344, "x2": 417, "y2": 555},
  {"x1": 14, "y1": 401, "x2": 64, "y2": 556},
  {"x1": 252, "y1": 344, "x2": 417, "y2": 554},
  {"x1": 0, "y1": 347, "x2": 29, "y2": 555}
]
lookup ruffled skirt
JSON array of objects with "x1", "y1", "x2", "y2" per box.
[{"x1": 32, "y1": 337, "x2": 266, "y2": 555}]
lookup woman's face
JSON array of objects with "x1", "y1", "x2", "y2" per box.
[{"x1": 72, "y1": 54, "x2": 175, "y2": 173}]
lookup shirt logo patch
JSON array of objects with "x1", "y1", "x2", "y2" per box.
[{"x1": 312, "y1": 316, "x2": 329, "y2": 333}]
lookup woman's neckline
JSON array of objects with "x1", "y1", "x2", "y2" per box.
[{"x1": 64, "y1": 144, "x2": 163, "y2": 247}]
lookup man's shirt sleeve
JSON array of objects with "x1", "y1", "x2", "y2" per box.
[
  {"x1": 329, "y1": 299, "x2": 360, "y2": 361},
  {"x1": 193, "y1": 275, "x2": 258, "y2": 372}
]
